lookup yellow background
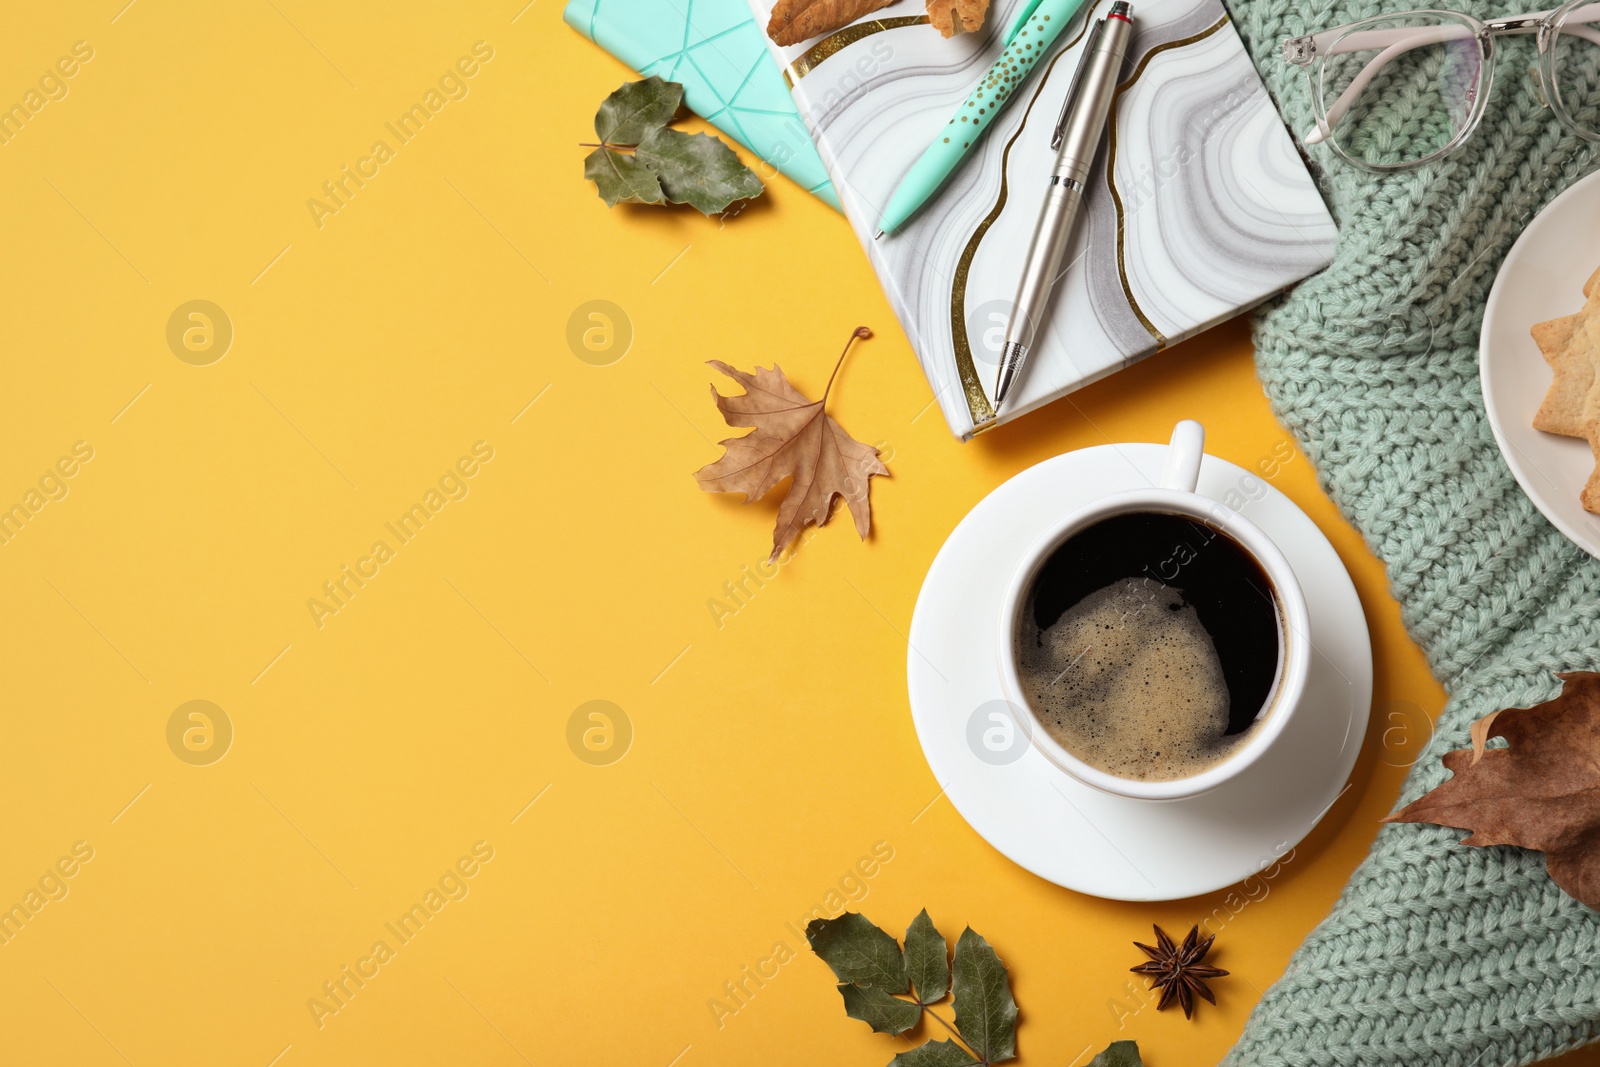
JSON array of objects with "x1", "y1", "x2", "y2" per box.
[{"x1": 0, "y1": 2, "x2": 1590, "y2": 1065}]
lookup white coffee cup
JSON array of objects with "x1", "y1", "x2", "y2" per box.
[{"x1": 995, "y1": 421, "x2": 1312, "y2": 802}]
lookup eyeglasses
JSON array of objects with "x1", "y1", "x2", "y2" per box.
[{"x1": 1283, "y1": 1, "x2": 1600, "y2": 169}]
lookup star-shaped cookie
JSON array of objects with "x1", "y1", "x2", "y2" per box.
[{"x1": 1532, "y1": 265, "x2": 1600, "y2": 513}]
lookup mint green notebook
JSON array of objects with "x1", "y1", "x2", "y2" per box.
[{"x1": 564, "y1": 0, "x2": 840, "y2": 209}]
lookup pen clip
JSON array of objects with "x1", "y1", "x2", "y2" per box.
[{"x1": 1051, "y1": 17, "x2": 1106, "y2": 149}]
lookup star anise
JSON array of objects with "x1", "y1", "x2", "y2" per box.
[{"x1": 1130, "y1": 924, "x2": 1228, "y2": 1019}]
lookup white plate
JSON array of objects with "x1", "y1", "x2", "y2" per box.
[
  {"x1": 1481, "y1": 167, "x2": 1600, "y2": 559},
  {"x1": 907, "y1": 443, "x2": 1372, "y2": 901}
]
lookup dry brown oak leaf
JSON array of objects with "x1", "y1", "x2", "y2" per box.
[
  {"x1": 1386, "y1": 671, "x2": 1600, "y2": 911},
  {"x1": 768, "y1": 0, "x2": 896, "y2": 46},
  {"x1": 928, "y1": 0, "x2": 991, "y2": 36},
  {"x1": 694, "y1": 327, "x2": 887, "y2": 563}
]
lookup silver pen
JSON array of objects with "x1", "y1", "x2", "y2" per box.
[{"x1": 993, "y1": 2, "x2": 1134, "y2": 408}]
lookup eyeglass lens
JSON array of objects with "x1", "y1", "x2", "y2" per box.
[
  {"x1": 1550, "y1": 2, "x2": 1600, "y2": 138},
  {"x1": 1321, "y1": 15, "x2": 1486, "y2": 167}
]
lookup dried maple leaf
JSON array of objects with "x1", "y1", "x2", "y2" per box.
[
  {"x1": 928, "y1": 0, "x2": 990, "y2": 37},
  {"x1": 694, "y1": 327, "x2": 887, "y2": 562},
  {"x1": 767, "y1": 0, "x2": 896, "y2": 46},
  {"x1": 1386, "y1": 672, "x2": 1600, "y2": 911}
]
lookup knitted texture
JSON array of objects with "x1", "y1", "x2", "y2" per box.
[{"x1": 1223, "y1": 2, "x2": 1600, "y2": 1065}]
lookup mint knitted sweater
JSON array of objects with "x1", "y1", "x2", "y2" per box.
[{"x1": 1223, "y1": 3, "x2": 1600, "y2": 1064}]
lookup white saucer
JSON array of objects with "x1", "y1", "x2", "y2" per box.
[
  {"x1": 1480, "y1": 166, "x2": 1600, "y2": 560},
  {"x1": 907, "y1": 443, "x2": 1373, "y2": 901}
]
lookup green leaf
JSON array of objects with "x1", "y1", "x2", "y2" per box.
[
  {"x1": 905, "y1": 909, "x2": 950, "y2": 1005},
  {"x1": 594, "y1": 75, "x2": 682, "y2": 145},
  {"x1": 1087, "y1": 1040, "x2": 1142, "y2": 1067},
  {"x1": 837, "y1": 983, "x2": 921, "y2": 1035},
  {"x1": 634, "y1": 127, "x2": 764, "y2": 216},
  {"x1": 951, "y1": 928, "x2": 1017, "y2": 1063},
  {"x1": 583, "y1": 147, "x2": 665, "y2": 207},
  {"x1": 889, "y1": 1039, "x2": 981, "y2": 1067},
  {"x1": 805, "y1": 913, "x2": 908, "y2": 992}
]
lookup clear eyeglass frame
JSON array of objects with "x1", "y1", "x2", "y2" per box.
[{"x1": 1282, "y1": 0, "x2": 1600, "y2": 170}]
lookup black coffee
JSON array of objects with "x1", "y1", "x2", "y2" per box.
[{"x1": 1015, "y1": 511, "x2": 1283, "y2": 781}]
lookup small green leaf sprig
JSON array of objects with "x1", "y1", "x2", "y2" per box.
[
  {"x1": 806, "y1": 910, "x2": 1016, "y2": 1066},
  {"x1": 1088, "y1": 1042, "x2": 1143, "y2": 1067},
  {"x1": 807, "y1": 911, "x2": 1144, "y2": 1067},
  {"x1": 582, "y1": 76, "x2": 764, "y2": 215}
]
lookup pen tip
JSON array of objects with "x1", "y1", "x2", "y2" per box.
[
  {"x1": 872, "y1": 229, "x2": 885, "y2": 240},
  {"x1": 994, "y1": 341, "x2": 1025, "y2": 408}
]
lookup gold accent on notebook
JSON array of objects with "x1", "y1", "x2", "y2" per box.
[
  {"x1": 784, "y1": 16, "x2": 930, "y2": 85},
  {"x1": 1105, "y1": 14, "x2": 1231, "y2": 349}
]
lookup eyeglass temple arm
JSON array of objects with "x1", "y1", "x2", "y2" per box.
[{"x1": 1561, "y1": 22, "x2": 1600, "y2": 43}]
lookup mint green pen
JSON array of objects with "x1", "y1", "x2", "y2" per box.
[{"x1": 874, "y1": 0, "x2": 1093, "y2": 238}]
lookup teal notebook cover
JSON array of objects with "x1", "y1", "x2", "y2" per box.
[{"x1": 564, "y1": 0, "x2": 840, "y2": 209}]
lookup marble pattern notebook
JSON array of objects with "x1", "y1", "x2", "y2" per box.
[
  {"x1": 748, "y1": 0, "x2": 1338, "y2": 438},
  {"x1": 564, "y1": 0, "x2": 840, "y2": 208}
]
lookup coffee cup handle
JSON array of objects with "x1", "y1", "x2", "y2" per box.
[{"x1": 1160, "y1": 420, "x2": 1205, "y2": 493}]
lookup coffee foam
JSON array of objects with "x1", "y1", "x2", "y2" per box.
[{"x1": 1018, "y1": 577, "x2": 1249, "y2": 781}]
